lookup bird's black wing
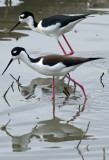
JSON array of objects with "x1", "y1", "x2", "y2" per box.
[
  {"x1": 63, "y1": 57, "x2": 101, "y2": 67},
  {"x1": 41, "y1": 14, "x2": 87, "y2": 28}
]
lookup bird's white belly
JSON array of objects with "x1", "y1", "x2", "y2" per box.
[
  {"x1": 59, "y1": 19, "x2": 83, "y2": 35},
  {"x1": 36, "y1": 27, "x2": 60, "y2": 38},
  {"x1": 30, "y1": 62, "x2": 80, "y2": 77}
]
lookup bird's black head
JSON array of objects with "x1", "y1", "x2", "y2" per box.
[
  {"x1": 8, "y1": 11, "x2": 36, "y2": 34},
  {"x1": 11, "y1": 47, "x2": 26, "y2": 57},
  {"x1": 19, "y1": 11, "x2": 34, "y2": 19}
]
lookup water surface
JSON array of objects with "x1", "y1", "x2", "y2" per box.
[{"x1": 0, "y1": 0, "x2": 109, "y2": 159}]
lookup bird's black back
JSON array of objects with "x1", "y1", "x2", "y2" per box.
[{"x1": 41, "y1": 14, "x2": 87, "y2": 28}]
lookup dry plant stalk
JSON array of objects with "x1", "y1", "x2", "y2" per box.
[
  {"x1": 100, "y1": 72, "x2": 104, "y2": 87},
  {"x1": 1, "y1": 119, "x2": 11, "y2": 131},
  {"x1": 3, "y1": 81, "x2": 14, "y2": 106},
  {"x1": 10, "y1": 81, "x2": 14, "y2": 92},
  {"x1": 10, "y1": 74, "x2": 21, "y2": 91},
  {"x1": 73, "y1": 83, "x2": 76, "y2": 92},
  {"x1": 3, "y1": 86, "x2": 10, "y2": 98},
  {"x1": 103, "y1": 148, "x2": 105, "y2": 160},
  {"x1": 63, "y1": 87, "x2": 70, "y2": 97},
  {"x1": 77, "y1": 121, "x2": 90, "y2": 149}
]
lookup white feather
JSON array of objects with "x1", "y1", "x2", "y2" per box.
[{"x1": 35, "y1": 21, "x2": 61, "y2": 38}]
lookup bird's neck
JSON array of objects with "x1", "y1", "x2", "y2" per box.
[
  {"x1": 19, "y1": 52, "x2": 40, "y2": 71},
  {"x1": 27, "y1": 18, "x2": 37, "y2": 31},
  {"x1": 20, "y1": 52, "x2": 31, "y2": 66}
]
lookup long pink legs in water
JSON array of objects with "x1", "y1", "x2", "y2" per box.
[
  {"x1": 65, "y1": 75, "x2": 87, "y2": 100},
  {"x1": 58, "y1": 34, "x2": 74, "y2": 56},
  {"x1": 52, "y1": 76, "x2": 87, "y2": 100}
]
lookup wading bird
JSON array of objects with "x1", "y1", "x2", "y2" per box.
[
  {"x1": 2, "y1": 47, "x2": 101, "y2": 100},
  {"x1": 8, "y1": 11, "x2": 94, "y2": 55}
]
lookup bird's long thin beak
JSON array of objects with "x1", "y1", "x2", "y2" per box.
[
  {"x1": 2, "y1": 59, "x2": 13, "y2": 75},
  {"x1": 8, "y1": 21, "x2": 20, "y2": 34}
]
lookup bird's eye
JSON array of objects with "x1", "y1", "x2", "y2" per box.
[
  {"x1": 13, "y1": 50, "x2": 17, "y2": 54},
  {"x1": 20, "y1": 14, "x2": 25, "y2": 19},
  {"x1": 12, "y1": 50, "x2": 18, "y2": 56}
]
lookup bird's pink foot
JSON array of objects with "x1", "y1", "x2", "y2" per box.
[{"x1": 66, "y1": 51, "x2": 74, "y2": 56}]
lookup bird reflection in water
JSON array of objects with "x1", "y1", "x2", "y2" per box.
[
  {"x1": 1, "y1": 77, "x2": 87, "y2": 152},
  {"x1": 67, "y1": 99, "x2": 86, "y2": 123},
  {"x1": 2, "y1": 116, "x2": 89, "y2": 152},
  {"x1": 20, "y1": 77, "x2": 72, "y2": 98},
  {"x1": 3, "y1": 76, "x2": 86, "y2": 117},
  {"x1": 19, "y1": 77, "x2": 86, "y2": 117}
]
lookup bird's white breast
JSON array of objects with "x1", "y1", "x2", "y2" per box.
[{"x1": 35, "y1": 21, "x2": 61, "y2": 38}]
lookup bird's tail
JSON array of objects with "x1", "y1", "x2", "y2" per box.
[
  {"x1": 86, "y1": 57, "x2": 103, "y2": 63},
  {"x1": 85, "y1": 12, "x2": 97, "y2": 17}
]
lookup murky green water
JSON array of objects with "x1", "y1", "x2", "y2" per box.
[{"x1": 0, "y1": 0, "x2": 109, "y2": 159}]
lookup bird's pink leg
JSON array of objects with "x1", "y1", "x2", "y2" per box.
[
  {"x1": 62, "y1": 35, "x2": 74, "y2": 55},
  {"x1": 52, "y1": 77, "x2": 55, "y2": 99},
  {"x1": 65, "y1": 75, "x2": 87, "y2": 100},
  {"x1": 58, "y1": 40, "x2": 67, "y2": 56}
]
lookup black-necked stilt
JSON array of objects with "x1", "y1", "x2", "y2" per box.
[
  {"x1": 8, "y1": 11, "x2": 94, "y2": 56},
  {"x1": 2, "y1": 47, "x2": 101, "y2": 100}
]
